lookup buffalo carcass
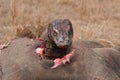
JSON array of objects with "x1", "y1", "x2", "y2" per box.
[{"x1": 0, "y1": 38, "x2": 120, "y2": 80}]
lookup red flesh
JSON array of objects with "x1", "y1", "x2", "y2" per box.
[{"x1": 51, "y1": 48, "x2": 76, "y2": 69}]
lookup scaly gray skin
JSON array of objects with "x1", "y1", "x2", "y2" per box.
[
  {"x1": 1, "y1": 38, "x2": 120, "y2": 80},
  {"x1": 48, "y1": 19, "x2": 73, "y2": 48},
  {"x1": 40, "y1": 19, "x2": 73, "y2": 59}
]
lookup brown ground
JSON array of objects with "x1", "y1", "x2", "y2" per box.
[{"x1": 0, "y1": 0, "x2": 120, "y2": 48}]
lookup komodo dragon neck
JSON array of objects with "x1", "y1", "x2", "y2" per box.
[{"x1": 43, "y1": 34, "x2": 72, "y2": 60}]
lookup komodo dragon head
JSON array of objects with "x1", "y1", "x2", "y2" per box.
[{"x1": 48, "y1": 19, "x2": 73, "y2": 48}]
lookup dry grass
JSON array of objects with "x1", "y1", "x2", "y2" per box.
[{"x1": 0, "y1": 0, "x2": 120, "y2": 48}]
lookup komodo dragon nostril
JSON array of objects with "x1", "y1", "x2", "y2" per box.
[{"x1": 58, "y1": 37, "x2": 63, "y2": 43}]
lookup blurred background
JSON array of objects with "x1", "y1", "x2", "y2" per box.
[{"x1": 0, "y1": 0, "x2": 120, "y2": 48}]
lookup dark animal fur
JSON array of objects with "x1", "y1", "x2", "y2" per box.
[{"x1": 1, "y1": 38, "x2": 120, "y2": 80}]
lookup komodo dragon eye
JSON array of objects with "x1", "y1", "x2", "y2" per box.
[
  {"x1": 53, "y1": 30, "x2": 57, "y2": 36},
  {"x1": 53, "y1": 27, "x2": 59, "y2": 36}
]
